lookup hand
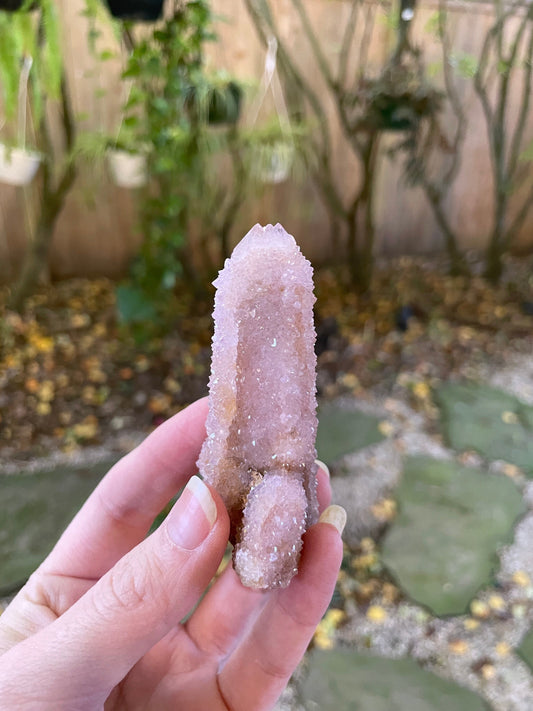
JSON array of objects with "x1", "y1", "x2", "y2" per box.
[{"x1": 0, "y1": 399, "x2": 344, "y2": 710}]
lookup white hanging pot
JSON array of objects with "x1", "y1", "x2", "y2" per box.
[
  {"x1": 0, "y1": 143, "x2": 42, "y2": 186},
  {"x1": 107, "y1": 149, "x2": 147, "y2": 188},
  {"x1": 253, "y1": 140, "x2": 294, "y2": 184}
]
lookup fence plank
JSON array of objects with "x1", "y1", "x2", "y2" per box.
[{"x1": 0, "y1": 0, "x2": 531, "y2": 281}]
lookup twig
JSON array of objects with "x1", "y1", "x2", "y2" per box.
[
  {"x1": 338, "y1": 0, "x2": 359, "y2": 88},
  {"x1": 290, "y1": 0, "x2": 336, "y2": 91}
]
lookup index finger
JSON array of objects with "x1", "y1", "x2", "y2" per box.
[{"x1": 41, "y1": 398, "x2": 209, "y2": 581}]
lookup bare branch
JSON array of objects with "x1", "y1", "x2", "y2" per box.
[
  {"x1": 507, "y1": 180, "x2": 533, "y2": 244},
  {"x1": 357, "y1": 4, "x2": 375, "y2": 82},
  {"x1": 290, "y1": 0, "x2": 336, "y2": 91},
  {"x1": 508, "y1": 23, "x2": 533, "y2": 178},
  {"x1": 437, "y1": 3, "x2": 466, "y2": 186},
  {"x1": 338, "y1": 0, "x2": 359, "y2": 88}
]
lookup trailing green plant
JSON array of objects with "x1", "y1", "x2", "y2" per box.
[
  {"x1": 0, "y1": 0, "x2": 62, "y2": 131},
  {"x1": 116, "y1": 0, "x2": 251, "y2": 327}
]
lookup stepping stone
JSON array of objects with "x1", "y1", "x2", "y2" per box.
[
  {"x1": 302, "y1": 649, "x2": 487, "y2": 710},
  {"x1": 382, "y1": 456, "x2": 525, "y2": 615},
  {"x1": 518, "y1": 629, "x2": 533, "y2": 670},
  {"x1": 0, "y1": 460, "x2": 117, "y2": 595},
  {"x1": 437, "y1": 381, "x2": 533, "y2": 475},
  {"x1": 317, "y1": 404, "x2": 384, "y2": 467}
]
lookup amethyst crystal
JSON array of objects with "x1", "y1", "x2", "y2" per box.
[{"x1": 198, "y1": 223, "x2": 319, "y2": 589}]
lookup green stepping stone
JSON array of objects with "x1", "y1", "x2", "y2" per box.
[
  {"x1": 317, "y1": 405, "x2": 384, "y2": 466},
  {"x1": 437, "y1": 381, "x2": 533, "y2": 475},
  {"x1": 302, "y1": 650, "x2": 488, "y2": 710},
  {"x1": 518, "y1": 629, "x2": 533, "y2": 669},
  {"x1": 382, "y1": 456, "x2": 525, "y2": 615},
  {"x1": 0, "y1": 460, "x2": 117, "y2": 594}
]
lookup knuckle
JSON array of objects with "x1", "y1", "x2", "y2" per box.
[
  {"x1": 95, "y1": 551, "x2": 169, "y2": 619},
  {"x1": 257, "y1": 653, "x2": 292, "y2": 682}
]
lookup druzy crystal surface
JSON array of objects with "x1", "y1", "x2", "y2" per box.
[{"x1": 198, "y1": 223, "x2": 319, "y2": 589}]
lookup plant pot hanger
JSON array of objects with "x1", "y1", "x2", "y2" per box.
[
  {"x1": 0, "y1": 54, "x2": 42, "y2": 186},
  {"x1": 249, "y1": 36, "x2": 295, "y2": 185},
  {"x1": 105, "y1": 0, "x2": 164, "y2": 22}
]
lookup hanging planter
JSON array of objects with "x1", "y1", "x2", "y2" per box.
[
  {"x1": 105, "y1": 0, "x2": 164, "y2": 22},
  {"x1": 357, "y1": 76, "x2": 443, "y2": 133},
  {"x1": 252, "y1": 140, "x2": 294, "y2": 185},
  {"x1": 107, "y1": 149, "x2": 147, "y2": 188},
  {"x1": 0, "y1": 55, "x2": 41, "y2": 186},
  {"x1": 0, "y1": 0, "x2": 37, "y2": 11},
  {"x1": 248, "y1": 37, "x2": 295, "y2": 184},
  {"x1": 186, "y1": 81, "x2": 243, "y2": 126},
  {"x1": 0, "y1": 144, "x2": 41, "y2": 185}
]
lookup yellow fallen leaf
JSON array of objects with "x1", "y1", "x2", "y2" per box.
[
  {"x1": 324, "y1": 609, "x2": 346, "y2": 627},
  {"x1": 25, "y1": 377, "x2": 40, "y2": 394},
  {"x1": 378, "y1": 420, "x2": 394, "y2": 437},
  {"x1": 502, "y1": 463, "x2": 521, "y2": 478},
  {"x1": 352, "y1": 553, "x2": 378, "y2": 570},
  {"x1": 366, "y1": 605, "x2": 387, "y2": 623},
  {"x1": 360, "y1": 538, "x2": 376, "y2": 553},
  {"x1": 36, "y1": 402, "x2": 51, "y2": 416},
  {"x1": 149, "y1": 394, "x2": 172, "y2": 414},
  {"x1": 38, "y1": 380, "x2": 55, "y2": 403},
  {"x1": 314, "y1": 631, "x2": 334, "y2": 650},
  {"x1": 413, "y1": 381, "x2": 430, "y2": 399},
  {"x1": 481, "y1": 664, "x2": 495, "y2": 680},
  {"x1": 470, "y1": 600, "x2": 490, "y2": 619},
  {"x1": 512, "y1": 571, "x2": 530, "y2": 587},
  {"x1": 29, "y1": 334, "x2": 54, "y2": 353},
  {"x1": 488, "y1": 595, "x2": 506, "y2": 612},
  {"x1": 371, "y1": 498, "x2": 397, "y2": 522},
  {"x1": 73, "y1": 416, "x2": 99, "y2": 441},
  {"x1": 164, "y1": 377, "x2": 182, "y2": 394},
  {"x1": 381, "y1": 583, "x2": 398, "y2": 604},
  {"x1": 463, "y1": 618, "x2": 479, "y2": 631},
  {"x1": 448, "y1": 639, "x2": 469, "y2": 655},
  {"x1": 495, "y1": 641, "x2": 510, "y2": 657}
]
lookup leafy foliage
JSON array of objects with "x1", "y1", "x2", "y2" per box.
[
  {"x1": 117, "y1": 1, "x2": 247, "y2": 326},
  {"x1": 0, "y1": 0, "x2": 62, "y2": 129}
]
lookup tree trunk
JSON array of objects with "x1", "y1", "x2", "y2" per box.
[
  {"x1": 8, "y1": 75, "x2": 76, "y2": 311},
  {"x1": 8, "y1": 162, "x2": 76, "y2": 311},
  {"x1": 484, "y1": 194, "x2": 506, "y2": 284}
]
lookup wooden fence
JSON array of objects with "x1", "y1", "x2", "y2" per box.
[{"x1": 0, "y1": 0, "x2": 532, "y2": 281}]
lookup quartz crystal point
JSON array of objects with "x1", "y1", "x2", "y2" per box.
[{"x1": 198, "y1": 223, "x2": 319, "y2": 589}]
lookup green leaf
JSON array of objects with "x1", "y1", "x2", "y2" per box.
[{"x1": 451, "y1": 52, "x2": 478, "y2": 79}]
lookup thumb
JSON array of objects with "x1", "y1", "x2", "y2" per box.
[{"x1": 0, "y1": 476, "x2": 229, "y2": 706}]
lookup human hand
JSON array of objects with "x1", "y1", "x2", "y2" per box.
[{"x1": 0, "y1": 398, "x2": 345, "y2": 710}]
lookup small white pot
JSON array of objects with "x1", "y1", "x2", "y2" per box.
[
  {"x1": 0, "y1": 144, "x2": 42, "y2": 186},
  {"x1": 253, "y1": 141, "x2": 294, "y2": 184},
  {"x1": 107, "y1": 150, "x2": 147, "y2": 188}
]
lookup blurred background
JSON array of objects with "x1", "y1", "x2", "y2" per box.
[{"x1": 1, "y1": 1, "x2": 533, "y2": 709}]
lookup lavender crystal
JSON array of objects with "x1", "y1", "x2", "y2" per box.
[{"x1": 197, "y1": 223, "x2": 319, "y2": 589}]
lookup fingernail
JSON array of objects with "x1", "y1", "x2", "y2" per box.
[
  {"x1": 166, "y1": 476, "x2": 217, "y2": 550},
  {"x1": 315, "y1": 459, "x2": 330, "y2": 479},
  {"x1": 319, "y1": 505, "x2": 347, "y2": 535}
]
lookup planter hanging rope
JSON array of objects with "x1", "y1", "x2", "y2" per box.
[
  {"x1": 0, "y1": 54, "x2": 42, "y2": 186},
  {"x1": 107, "y1": 79, "x2": 148, "y2": 188},
  {"x1": 249, "y1": 36, "x2": 295, "y2": 185}
]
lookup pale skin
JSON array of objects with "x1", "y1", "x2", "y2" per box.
[{"x1": 0, "y1": 398, "x2": 344, "y2": 710}]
